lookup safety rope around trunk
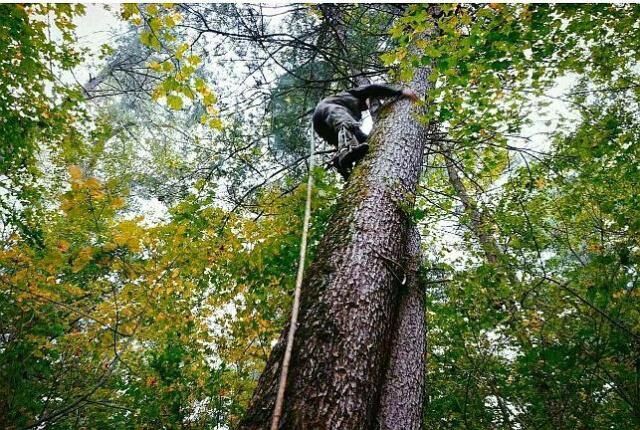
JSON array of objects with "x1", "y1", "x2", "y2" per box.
[{"x1": 270, "y1": 126, "x2": 315, "y2": 430}]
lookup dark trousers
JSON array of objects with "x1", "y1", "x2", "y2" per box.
[{"x1": 313, "y1": 105, "x2": 367, "y2": 148}]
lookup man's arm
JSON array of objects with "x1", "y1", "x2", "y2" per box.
[
  {"x1": 348, "y1": 84, "x2": 420, "y2": 102},
  {"x1": 348, "y1": 84, "x2": 402, "y2": 100}
]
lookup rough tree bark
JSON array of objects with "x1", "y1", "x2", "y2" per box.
[
  {"x1": 376, "y1": 226, "x2": 426, "y2": 430},
  {"x1": 238, "y1": 63, "x2": 433, "y2": 429},
  {"x1": 321, "y1": 6, "x2": 429, "y2": 427}
]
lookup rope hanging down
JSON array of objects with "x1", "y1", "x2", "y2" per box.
[{"x1": 270, "y1": 126, "x2": 315, "y2": 430}]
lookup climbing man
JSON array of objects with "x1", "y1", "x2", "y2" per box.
[{"x1": 312, "y1": 83, "x2": 420, "y2": 179}]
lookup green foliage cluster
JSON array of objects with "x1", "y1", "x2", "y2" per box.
[
  {"x1": 0, "y1": 4, "x2": 86, "y2": 174},
  {"x1": 1, "y1": 161, "x2": 337, "y2": 428},
  {"x1": 0, "y1": 4, "x2": 89, "y2": 252},
  {"x1": 386, "y1": 4, "x2": 640, "y2": 148},
  {"x1": 121, "y1": 3, "x2": 222, "y2": 129},
  {"x1": 424, "y1": 105, "x2": 640, "y2": 428},
  {"x1": 0, "y1": 4, "x2": 339, "y2": 428},
  {"x1": 388, "y1": 4, "x2": 640, "y2": 428}
]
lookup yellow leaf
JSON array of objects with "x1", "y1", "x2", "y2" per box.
[
  {"x1": 175, "y1": 66, "x2": 195, "y2": 82},
  {"x1": 380, "y1": 51, "x2": 396, "y2": 66},
  {"x1": 57, "y1": 240, "x2": 70, "y2": 253},
  {"x1": 151, "y1": 86, "x2": 165, "y2": 101},
  {"x1": 85, "y1": 177, "x2": 101, "y2": 189},
  {"x1": 111, "y1": 197, "x2": 126, "y2": 209},
  {"x1": 164, "y1": 14, "x2": 176, "y2": 27},
  {"x1": 167, "y1": 95, "x2": 183, "y2": 110},
  {"x1": 416, "y1": 39, "x2": 429, "y2": 49},
  {"x1": 175, "y1": 43, "x2": 189, "y2": 60},
  {"x1": 140, "y1": 31, "x2": 152, "y2": 47},
  {"x1": 68, "y1": 165, "x2": 82, "y2": 180},
  {"x1": 203, "y1": 93, "x2": 217, "y2": 106},
  {"x1": 148, "y1": 17, "x2": 161, "y2": 32},
  {"x1": 162, "y1": 61, "x2": 174, "y2": 72},
  {"x1": 208, "y1": 118, "x2": 223, "y2": 129},
  {"x1": 195, "y1": 78, "x2": 207, "y2": 93},
  {"x1": 121, "y1": 3, "x2": 138, "y2": 19},
  {"x1": 146, "y1": 4, "x2": 158, "y2": 15},
  {"x1": 72, "y1": 247, "x2": 93, "y2": 273}
]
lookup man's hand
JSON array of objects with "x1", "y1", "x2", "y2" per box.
[{"x1": 401, "y1": 88, "x2": 420, "y2": 102}]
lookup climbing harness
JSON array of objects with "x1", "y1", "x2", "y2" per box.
[
  {"x1": 338, "y1": 126, "x2": 352, "y2": 150},
  {"x1": 270, "y1": 124, "x2": 315, "y2": 430}
]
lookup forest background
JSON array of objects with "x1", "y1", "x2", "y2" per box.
[{"x1": 1, "y1": 3, "x2": 640, "y2": 429}]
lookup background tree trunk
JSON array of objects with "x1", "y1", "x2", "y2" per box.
[
  {"x1": 239, "y1": 66, "x2": 433, "y2": 429},
  {"x1": 440, "y1": 143, "x2": 501, "y2": 265}
]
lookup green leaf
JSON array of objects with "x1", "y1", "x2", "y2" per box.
[{"x1": 167, "y1": 94, "x2": 183, "y2": 110}]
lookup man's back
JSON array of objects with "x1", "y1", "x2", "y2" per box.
[{"x1": 315, "y1": 92, "x2": 363, "y2": 122}]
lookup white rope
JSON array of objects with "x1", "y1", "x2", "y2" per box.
[{"x1": 270, "y1": 125, "x2": 315, "y2": 430}]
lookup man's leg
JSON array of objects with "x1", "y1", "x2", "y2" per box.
[
  {"x1": 326, "y1": 108, "x2": 369, "y2": 178},
  {"x1": 353, "y1": 127, "x2": 368, "y2": 144},
  {"x1": 337, "y1": 125, "x2": 369, "y2": 170},
  {"x1": 330, "y1": 128, "x2": 350, "y2": 179}
]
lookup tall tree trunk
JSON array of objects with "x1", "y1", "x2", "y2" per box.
[
  {"x1": 239, "y1": 65, "x2": 433, "y2": 429},
  {"x1": 376, "y1": 226, "x2": 426, "y2": 430}
]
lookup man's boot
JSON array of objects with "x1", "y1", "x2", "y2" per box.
[
  {"x1": 335, "y1": 127, "x2": 369, "y2": 179},
  {"x1": 332, "y1": 146, "x2": 351, "y2": 180}
]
